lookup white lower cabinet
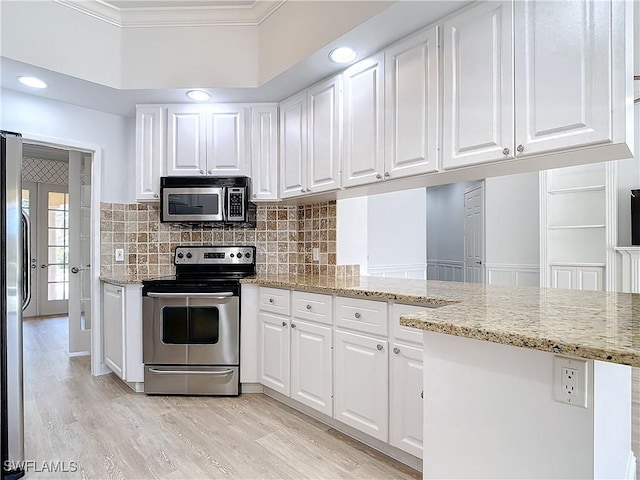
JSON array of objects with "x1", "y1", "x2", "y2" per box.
[
  {"x1": 101, "y1": 282, "x2": 144, "y2": 385},
  {"x1": 290, "y1": 319, "x2": 333, "y2": 416},
  {"x1": 389, "y1": 342, "x2": 424, "y2": 458},
  {"x1": 259, "y1": 311, "x2": 290, "y2": 395},
  {"x1": 333, "y1": 329, "x2": 389, "y2": 442}
]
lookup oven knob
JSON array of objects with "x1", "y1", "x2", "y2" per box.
[
  {"x1": 245, "y1": 252, "x2": 251, "y2": 258},
  {"x1": 177, "y1": 252, "x2": 184, "y2": 259},
  {"x1": 186, "y1": 252, "x2": 192, "y2": 259},
  {"x1": 230, "y1": 253, "x2": 235, "y2": 258}
]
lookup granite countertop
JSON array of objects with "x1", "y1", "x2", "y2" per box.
[
  {"x1": 99, "y1": 274, "x2": 171, "y2": 285},
  {"x1": 243, "y1": 274, "x2": 640, "y2": 367}
]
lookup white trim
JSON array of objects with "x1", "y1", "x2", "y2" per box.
[
  {"x1": 539, "y1": 170, "x2": 548, "y2": 288},
  {"x1": 367, "y1": 264, "x2": 428, "y2": 280},
  {"x1": 605, "y1": 161, "x2": 618, "y2": 292},
  {"x1": 625, "y1": 450, "x2": 636, "y2": 480},
  {"x1": 485, "y1": 263, "x2": 540, "y2": 288},
  {"x1": 19, "y1": 132, "x2": 104, "y2": 377},
  {"x1": 54, "y1": 0, "x2": 287, "y2": 28},
  {"x1": 615, "y1": 247, "x2": 640, "y2": 293},
  {"x1": 240, "y1": 383, "x2": 265, "y2": 394},
  {"x1": 426, "y1": 260, "x2": 463, "y2": 282}
]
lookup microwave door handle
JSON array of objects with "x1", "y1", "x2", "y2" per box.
[{"x1": 146, "y1": 292, "x2": 235, "y2": 299}]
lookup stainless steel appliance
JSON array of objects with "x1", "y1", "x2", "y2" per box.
[
  {"x1": 160, "y1": 176, "x2": 256, "y2": 226},
  {"x1": 142, "y1": 245, "x2": 255, "y2": 395},
  {"x1": 1, "y1": 131, "x2": 26, "y2": 479}
]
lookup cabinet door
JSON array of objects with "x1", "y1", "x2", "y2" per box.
[
  {"x1": 514, "y1": 0, "x2": 613, "y2": 157},
  {"x1": 250, "y1": 105, "x2": 279, "y2": 201},
  {"x1": 389, "y1": 342, "x2": 423, "y2": 458},
  {"x1": 166, "y1": 105, "x2": 207, "y2": 176},
  {"x1": 307, "y1": 75, "x2": 342, "y2": 194},
  {"x1": 290, "y1": 319, "x2": 333, "y2": 416},
  {"x1": 259, "y1": 311, "x2": 290, "y2": 396},
  {"x1": 334, "y1": 329, "x2": 388, "y2": 442},
  {"x1": 342, "y1": 53, "x2": 385, "y2": 188},
  {"x1": 280, "y1": 92, "x2": 308, "y2": 198},
  {"x1": 135, "y1": 106, "x2": 165, "y2": 201},
  {"x1": 103, "y1": 283, "x2": 125, "y2": 379},
  {"x1": 205, "y1": 104, "x2": 247, "y2": 175},
  {"x1": 442, "y1": 1, "x2": 514, "y2": 169},
  {"x1": 385, "y1": 27, "x2": 439, "y2": 179}
]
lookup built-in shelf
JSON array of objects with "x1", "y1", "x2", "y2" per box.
[
  {"x1": 547, "y1": 262, "x2": 606, "y2": 268},
  {"x1": 547, "y1": 185, "x2": 606, "y2": 194},
  {"x1": 547, "y1": 225, "x2": 606, "y2": 230}
]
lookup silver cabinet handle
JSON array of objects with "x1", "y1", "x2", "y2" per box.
[
  {"x1": 502, "y1": 148, "x2": 510, "y2": 155},
  {"x1": 269, "y1": 298, "x2": 274, "y2": 303},
  {"x1": 301, "y1": 189, "x2": 305, "y2": 193},
  {"x1": 421, "y1": 391, "x2": 423, "y2": 399},
  {"x1": 116, "y1": 289, "x2": 122, "y2": 294},
  {"x1": 71, "y1": 267, "x2": 79, "y2": 274},
  {"x1": 153, "y1": 193, "x2": 159, "y2": 198},
  {"x1": 281, "y1": 321, "x2": 287, "y2": 327},
  {"x1": 376, "y1": 174, "x2": 382, "y2": 179},
  {"x1": 384, "y1": 172, "x2": 390, "y2": 177},
  {"x1": 207, "y1": 170, "x2": 212, "y2": 175},
  {"x1": 376, "y1": 344, "x2": 383, "y2": 351},
  {"x1": 354, "y1": 312, "x2": 361, "y2": 319},
  {"x1": 291, "y1": 323, "x2": 296, "y2": 329},
  {"x1": 306, "y1": 304, "x2": 312, "y2": 310},
  {"x1": 40, "y1": 264, "x2": 47, "y2": 269},
  {"x1": 517, "y1": 144, "x2": 524, "y2": 153},
  {"x1": 253, "y1": 194, "x2": 257, "y2": 198},
  {"x1": 393, "y1": 347, "x2": 400, "y2": 354},
  {"x1": 199, "y1": 169, "x2": 204, "y2": 174}
]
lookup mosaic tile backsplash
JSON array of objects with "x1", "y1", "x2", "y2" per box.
[{"x1": 100, "y1": 200, "x2": 359, "y2": 278}]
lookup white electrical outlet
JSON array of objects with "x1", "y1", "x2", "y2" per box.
[
  {"x1": 312, "y1": 247, "x2": 320, "y2": 261},
  {"x1": 554, "y1": 356, "x2": 588, "y2": 408},
  {"x1": 115, "y1": 248, "x2": 124, "y2": 262}
]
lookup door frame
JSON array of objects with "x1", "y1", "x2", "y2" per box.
[
  {"x1": 463, "y1": 182, "x2": 486, "y2": 283},
  {"x1": 22, "y1": 132, "x2": 107, "y2": 376}
]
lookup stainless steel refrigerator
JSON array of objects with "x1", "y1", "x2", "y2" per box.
[{"x1": 1, "y1": 131, "x2": 26, "y2": 480}]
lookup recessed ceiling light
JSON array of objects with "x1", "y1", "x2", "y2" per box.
[
  {"x1": 186, "y1": 90, "x2": 211, "y2": 101},
  {"x1": 329, "y1": 47, "x2": 356, "y2": 64},
  {"x1": 18, "y1": 76, "x2": 47, "y2": 89}
]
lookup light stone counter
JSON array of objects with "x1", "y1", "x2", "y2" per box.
[
  {"x1": 242, "y1": 274, "x2": 640, "y2": 367},
  {"x1": 99, "y1": 274, "x2": 171, "y2": 286}
]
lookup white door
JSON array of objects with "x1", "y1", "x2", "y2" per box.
[
  {"x1": 279, "y1": 91, "x2": 308, "y2": 198},
  {"x1": 384, "y1": 27, "x2": 439, "y2": 179},
  {"x1": 250, "y1": 105, "x2": 279, "y2": 201},
  {"x1": 205, "y1": 104, "x2": 247, "y2": 175},
  {"x1": 342, "y1": 53, "x2": 385, "y2": 188},
  {"x1": 259, "y1": 311, "x2": 290, "y2": 395},
  {"x1": 333, "y1": 329, "x2": 388, "y2": 442},
  {"x1": 307, "y1": 75, "x2": 342, "y2": 194},
  {"x1": 442, "y1": 1, "x2": 514, "y2": 169},
  {"x1": 68, "y1": 151, "x2": 91, "y2": 354},
  {"x1": 135, "y1": 106, "x2": 165, "y2": 201},
  {"x1": 389, "y1": 342, "x2": 423, "y2": 458},
  {"x1": 37, "y1": 183, "x2": 70, "y2": 316},
  {"x1": 514, "y1": 0, "x2": 613, "y2": 157},
  {"x1": 21, "y1": 181, "x2": 38, "y2": 318},
  {"x1": 290, "y1": 319, "x2": 333, "y2": 416},
  {"x1": 463, "y1": 184, "x2": 485, "y2": 283},
  {"x1": 166, "y1": 105, "x2": 207, "y2": 176}
]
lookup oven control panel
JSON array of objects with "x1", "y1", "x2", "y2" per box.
[{"x1": 174, "y1": 246, "x2": 255, "y2": 265}]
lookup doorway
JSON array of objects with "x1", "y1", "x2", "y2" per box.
[
  {"x1": 21, "y1": 144, "x2": 92, "y2": 355},
  {"x1": 463, "y1": 184, "x2": 485, "y2": 283}
]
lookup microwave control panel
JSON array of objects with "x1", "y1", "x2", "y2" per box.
[{"x1": 227, "y1": 188, "x2": 245, "y2": 221}]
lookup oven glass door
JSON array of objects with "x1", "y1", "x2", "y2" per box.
[{"x1": 163, "y1": 187, "x2": 224, "y2": 222}]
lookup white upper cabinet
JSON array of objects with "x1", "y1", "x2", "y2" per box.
[
  {"x1": 280, "y1": 91, "x2": 308, "y2": 198},
  {"x1": 250, "y1": 105, "x2": 279, "y2": 201},
  {"x1": 442, "y1": 1, "x2": 514, "y2": 169},
  {"x1": 307, "y1": 76, "x2": 342, "y2": 194},
  {"x1": 342, "y1": 53, "x2": 385, "y2": 188},
  {"x1": 167, "y1": 104, "x2": 247, "y2": 176},
  {"x1": 384, "y1": 27, "x2": 439, "y2": 179},
  {"x1": 205, "y1": 104, "x2": 247, "y2": 175},
  {"x1": 135, "y1": 105, "x2": 165, "y2": 201},
  {"x1": 514, "y1": 0, "x2": 614, "y2": 157},
  {"x1": 166, "y1": 104, "x2": 207, "y2": 176}
]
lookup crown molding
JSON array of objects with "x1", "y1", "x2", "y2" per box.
[{"x1": 53, "y1": 0, "x2": 287, "y2": 27}]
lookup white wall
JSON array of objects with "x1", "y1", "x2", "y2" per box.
[
  {"x1": 366, "y1": 189, "x2": 426, "y2": 269},
  {"x1": 0, "y1": 88, "x2": 133, "y2": 203},
  {"x1": 337, "y1": 196, "x2": 368, "y2": 272}
]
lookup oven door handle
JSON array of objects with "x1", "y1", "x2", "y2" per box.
[
  {"x1": 146, "y1": 292, "x2": 235, "y2": 299},
  {"x1": 147, "y1": 368, "x2": 234, "y2": 376}
]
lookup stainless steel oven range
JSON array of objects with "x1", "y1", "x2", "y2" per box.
[{"x1": 142, "y1": 245, "x2": 255, "y2": 395}]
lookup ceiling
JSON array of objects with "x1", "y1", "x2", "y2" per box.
[
  {"x1": 1, "y1": 1, "x2": 470, "y2": 117},
  {"x1": 23, "y1": 143, "x2": 70, "y2": 163}
]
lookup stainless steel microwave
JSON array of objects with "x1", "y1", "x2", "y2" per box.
[{"x1": 160, "y1": 176, "x2": 255, "y2": 226}]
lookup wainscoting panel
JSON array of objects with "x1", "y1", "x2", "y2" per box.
[
  {"x1": 367, "y1": 264, "x2": 427, "y2": 280},
  {"x1": 426, "y1": 261, "x2": 464, "y2": 282},
  {"x1": 485, "y1": 264, "x2": 540, "y2": 287}
]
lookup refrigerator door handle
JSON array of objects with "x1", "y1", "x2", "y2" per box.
[{"x1": 21, "y1": 212, "x2": 31, "y2": 311}]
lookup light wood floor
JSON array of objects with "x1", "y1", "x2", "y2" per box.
[{"x1": 22, "y1": 316, "x2": 421, "y2": 479}]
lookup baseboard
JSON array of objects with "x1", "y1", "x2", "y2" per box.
[
  {"x1": 625, "y1": 450, "x2": 636, "y2": 480},
  {"x1": 69, "y1": 351, "x2": 90, "y2": 357},
  {"x1": 241, "y1": 383, "x2": 264, "y2": 394},
  {"x1": 263, "y1": 387, "x2": 423, "y2": 473}
]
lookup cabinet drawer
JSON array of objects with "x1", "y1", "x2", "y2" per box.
[
  {"x1": 335, "y1": 297, "x2": 388, "y2": 336},
  {"x1": 390, "y1": 303, "x2": 427, "y2": 345},
  {"x1": 259, "y1": 287, "x2": 291, "y2": 316},
  {"x1": 292, "y1": 291, "x2": 332, "y2": 325}
]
